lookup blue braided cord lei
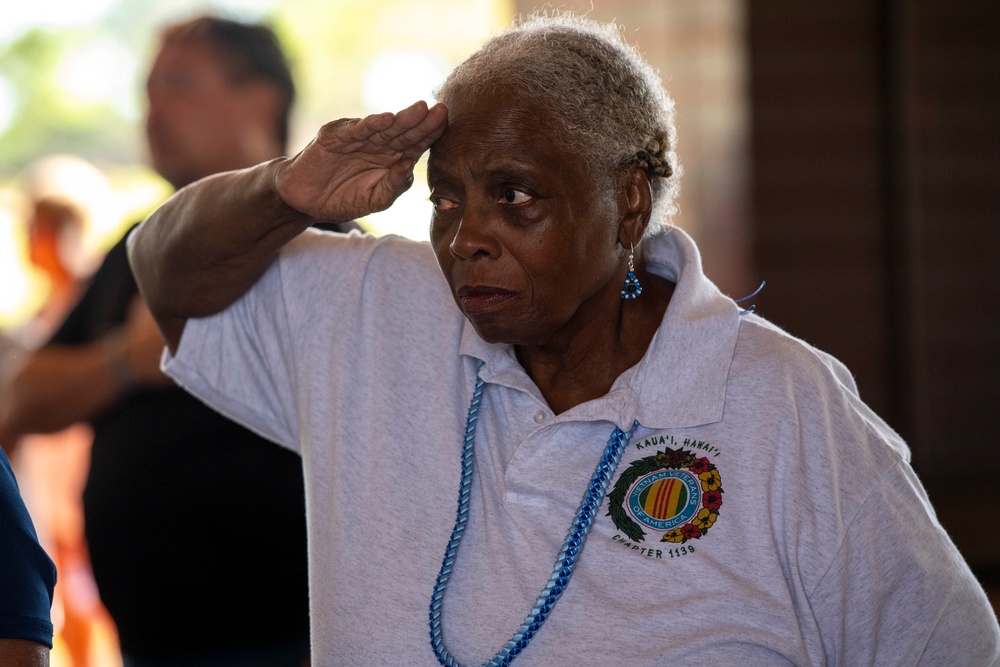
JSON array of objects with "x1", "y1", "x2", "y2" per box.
[{"x1": 429, "y1": 370, "x2": 639, "y2": 666}]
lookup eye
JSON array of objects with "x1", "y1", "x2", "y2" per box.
[
  {"x1": 430, "y1": 196, "x2": 459, "y2": 212},
  {"x1": 499, "y1": 188, "x2": 532, "y2": 205}
]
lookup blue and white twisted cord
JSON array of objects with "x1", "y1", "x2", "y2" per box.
[{"x1": 429, "y1": 369, "x2": 637, "y2": 667}]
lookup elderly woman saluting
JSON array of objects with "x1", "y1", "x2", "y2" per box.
[{"x1": 130, "y1": 14, "x2": 998, "y2": 667}]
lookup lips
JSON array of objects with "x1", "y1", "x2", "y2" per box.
[{"x1": 456, "y1": 285, "x2": 516, "y2": 315}]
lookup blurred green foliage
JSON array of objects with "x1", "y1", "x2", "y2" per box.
[{"x1": 0, "y1": 0, "x2": 512, "y2": 326}]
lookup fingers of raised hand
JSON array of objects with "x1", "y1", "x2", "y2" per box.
[
  {"x1": 317, "y1": 102, "x2": 447, "y2": 159},
  {"x1": 316, "y1": 117, "x2": 378, "y2": 151},
  {"x1": 386, "y1": 101, "x2": 449, "y2": 156}
]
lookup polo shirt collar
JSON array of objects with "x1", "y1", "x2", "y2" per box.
[{"x1": 458, "y1": 227, "x2": 740, "y2": 429}]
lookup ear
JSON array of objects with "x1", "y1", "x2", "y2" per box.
[{"x1": 616, "y1": 164, "x2": 652, "y2": 250}]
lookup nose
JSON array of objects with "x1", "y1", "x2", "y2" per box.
[{"x1": 449, "y1": 206, "x2": 500, "y2": 261}]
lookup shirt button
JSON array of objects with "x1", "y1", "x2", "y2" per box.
[{"x1": 533, "y1": 410, "x2": 546, "y2": 424}]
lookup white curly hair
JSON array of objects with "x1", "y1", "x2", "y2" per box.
[{"x1": 436, "y1": 12, "x2": 681, "y2": 233}]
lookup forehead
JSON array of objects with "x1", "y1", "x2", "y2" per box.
[
  {"x1": 429, "y1": 88, "x2": 576, "y2": 176},
  {"x1": 148, "y1": 39, "x2": 229, "y2": 83}
]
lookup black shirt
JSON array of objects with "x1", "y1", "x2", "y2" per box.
[{"x1": 49, "y1": 230, "x2": 310, "y2": 660}]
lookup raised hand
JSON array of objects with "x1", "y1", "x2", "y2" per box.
[{"x1": 276, "y1": 100, "x2": 448, "y2": 221}]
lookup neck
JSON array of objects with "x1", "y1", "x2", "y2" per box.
[{"x1": 515, "y1": 271, "x2": 673, "y2": 415}]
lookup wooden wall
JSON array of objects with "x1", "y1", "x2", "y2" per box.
[
  {"x1": 514, "y1": 0, "x2": 754, "y2": 298},
  {"x1": 749, "y1": 0, "x2": 1000, "y2": 568}
]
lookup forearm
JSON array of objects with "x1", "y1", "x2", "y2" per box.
[
  {"x1": 130, "y1": 102, "x2": 448, "y2": 351},
  {"x1": 128, "y1": 158, "x2": 314, "y2": 351},
  {"x1": 0, "y1": 639, "x2": 49, "y2": 667},
  {"x1": 1, "y1": 339, "x2": 123, "y2": 435}
]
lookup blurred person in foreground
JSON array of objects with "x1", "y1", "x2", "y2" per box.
[
  {"x1": 128, "y1": 13, "x2": 1000, "y2": 666},
  {"x1": 0, "y1": 445, "x2": 56, "y2": 667},
  {"x1": 0, "y1": 16, "x2": 340, "y2": 667}
]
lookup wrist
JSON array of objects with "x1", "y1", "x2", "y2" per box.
[{"x1": 267, "y1": 157, "x2": 309, "y2": 216}]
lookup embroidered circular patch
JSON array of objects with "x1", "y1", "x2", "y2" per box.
[{"x1": 608, "y1": 447, "x2": 724, "y2": 544}]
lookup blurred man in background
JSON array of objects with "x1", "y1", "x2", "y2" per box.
[{"x1": 0, "y1": 16, "x2": 345, "y2": 667}]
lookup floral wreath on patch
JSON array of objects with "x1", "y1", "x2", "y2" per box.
[{"x1": 607, "y1": 447, "x2": 724, "y2": 544}]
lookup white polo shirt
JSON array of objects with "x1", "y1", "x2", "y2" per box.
[{"x1": 165, "y1": 226, "x2": 999, "y2": 666}]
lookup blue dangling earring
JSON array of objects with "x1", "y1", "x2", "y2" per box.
[{"x1": 620, "y1": 243, "x2": 643, "y2": 300}]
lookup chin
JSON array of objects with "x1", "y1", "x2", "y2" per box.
[
  {"x1": 468, "y1": 317, "x2": 543, "y2": 348},
  {"x1": 469, "y1": 319, "x2": 519, "y2": 346}
]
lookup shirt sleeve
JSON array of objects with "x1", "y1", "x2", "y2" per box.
[
  {"x1": 48, "y1": 230, "x2": 136, "y2": 347},
  {"x1": 0, "y1": 450, "x2": 56, "y2": 648},
  {"x1": 162, "y1": 229, "x2": 375, "y2": 451},
  {"x1": 808, "y1": 461, "x2": 1000, "y2": 666}
]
